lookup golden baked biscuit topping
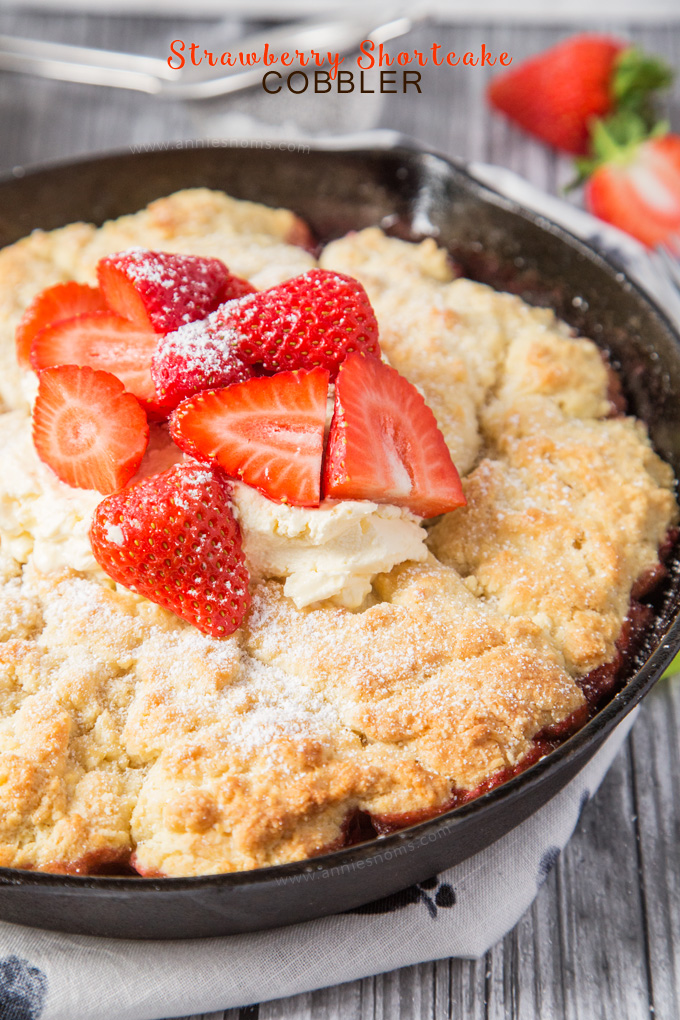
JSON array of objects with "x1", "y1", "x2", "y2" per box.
[{"x1": 0, "y1": 189, "x2": 674, "y2": 877}]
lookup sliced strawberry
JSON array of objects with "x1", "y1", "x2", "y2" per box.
[
  {"x1": 213, "y1": 269, "x2": 380, "y2": 379},
  {"x1": 323, "y1": 354, "x2": 466, "y2": 519},
  {"x1": 584, "y1": 129, "x2": 680, "y2": 248},
  {"x1": 15, "y1": 282, "x2": 107, "y2": 371},
  {"x1": 151, "y1": 310, "x2": 252, "y2": 411},
  {"x1": 30, "y1": 311, "x2": 160, "y2": 410},
  {"x1": 170, "y1": 368, "x2": 329, "y2": 507},
  {"x1": 89, "y1": 462, "x2": 250, "y2": 638},
  {"x1": 33, "y1": 365, "x2": 149, "y2": 494},
  {"x1": 97, "y1": 249, "x2": 240, "y2": 333}
]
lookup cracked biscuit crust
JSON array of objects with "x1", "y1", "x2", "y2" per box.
[
  {"x1": 0, "y1": 561, "x2": 583, "y2": 876},
  {"x1": 0, "y1": 200, "x2": 676, "y2": 877}
]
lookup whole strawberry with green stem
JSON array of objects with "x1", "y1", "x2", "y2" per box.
[
  {"x1": 488, "y1": 34, "x2": 672, "y2": 155},
  {"x1": 488, "y1": 33, "x2": 679, "y2": 249}
]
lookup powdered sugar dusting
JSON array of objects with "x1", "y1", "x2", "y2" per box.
[
  {"x1": 108, "y1": 248, "x2": 229, "y2": 333},
  {"x1": 104, "y1": 522, "x2": 124, "y2": 546},
  {"x1": 152, "y1": 306, "x2": 250, "y2": 402}
]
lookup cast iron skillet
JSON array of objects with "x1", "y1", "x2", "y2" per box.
[{"x1": 0, "y1": 143, "x2": 679, "y2": 940}]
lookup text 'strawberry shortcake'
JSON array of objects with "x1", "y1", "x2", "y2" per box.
[
  {"x1": 89, "y1": 462, "x2": 250, "y2": 637},
  {"x1": 32, "y1": 364, "x2": 149, "y2": 494},
  {"x1": 323, "y1": 353, "x2": 466, "y2": 518},
  {"x1": 171, "y1": 368, "x2": 329, "y2": 507}
]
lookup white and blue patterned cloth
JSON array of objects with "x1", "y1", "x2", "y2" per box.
[{"x1": 0, "y1": 159, "x2": 674, "y2": 1020}]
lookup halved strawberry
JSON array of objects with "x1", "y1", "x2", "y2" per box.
[
  {"x1": 151, "y1": 310, "x2": 252, "y2": 411},
  {"x1": 583, "y1": 128, "x2": 680, "y2": 248},
  {"x1": 323, "y1": 353, "x2": 466, "y2": 518},
  {"x1": 97, "y1": 249, "x2": 244, "y2": 333},
  {"x1": 30, "y1": 311, "x2": 160, "y2": 410},
  {"x1": 32, "y1": 365, "x2": 149, "y2": 494},
  {"x1": 15, "y1": 282, "x2": 107, "y2": 370},
  {"x1": 170, "y1": 368, "x2": 329, "y2": 507},
  {"x1": 213, "y1": 269, "x2": 380, "y2": 379},
  {"x1": 89, "y1": 462, "x2": 250, "y2": 638}
]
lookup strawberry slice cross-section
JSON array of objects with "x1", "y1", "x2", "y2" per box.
[
  {"x1": 89, "y1": 462, "x2": 250, "y2": 638},
  {"x1": 30, "y1": 310, "x2": 161, "y2": 411},
  {"x1": 32, "y1": 364, "x2": 149, "y2": 494},
  {"x1": 584, "y1": 130, "x2": 680, "y2": 249},
  {"x1": 170, "y1": 368, "x2": 329, "y2": 507},
  {"x1": 323, "y1": 353, "x2": 466, "y2": 519},
  {"x1": 15, "y1": 281, "x2": 107, "y2": 370}
]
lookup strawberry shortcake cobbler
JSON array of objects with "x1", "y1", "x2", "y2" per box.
[{"x1": 0, "y1": 188, "x2": 675, "y2": 878}]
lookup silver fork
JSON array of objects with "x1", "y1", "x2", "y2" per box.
[{"x1": 0, "y1": 14, "x2": 414, "y2": 100}]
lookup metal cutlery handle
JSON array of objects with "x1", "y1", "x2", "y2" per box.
[
  {"x1": 0, "y1": 15, "x2": 415, "y2": 100},
  {"x1": 0, "y1": 34, "x2": 172, "y2": 93}
]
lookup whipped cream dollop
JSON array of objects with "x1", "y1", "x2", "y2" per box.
[
  {"x1": 0, "y1": 413, "x2": 428, "y2": 609},
  {"x1": 230, "y1": 481, "x2": 428, "y2": 609},
  {"x1": 0, "y1": 415, "x2": 182, "y2": 577},
  {"x1": 0, "y1": 411, "x2": 103, "y2": 575}
]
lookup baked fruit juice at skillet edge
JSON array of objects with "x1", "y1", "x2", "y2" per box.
[{"x1": 0, "y1": 187, "x2": 675, "y2": 878}]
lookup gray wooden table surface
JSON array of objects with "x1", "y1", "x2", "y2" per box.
[{"x1": 1, "y1": 12, "x2": 679, "y2": 1020}]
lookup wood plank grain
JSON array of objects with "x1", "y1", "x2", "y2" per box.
[
  {"x1": 630, "y1": 679, "x2": 680, "y2": 1020},
  {"x1": 484, "y1": 871, "x2": 567, "y2": 1020},
  {"x1": 259, "y1": 990, "x2": 313, "y2": 1019},
  {"x1": 556, "y1": 748, "x2": 652, "y2": 1020},
  {"x1": 448, "y1": 956, "x2": 488, "y2": 1019}
]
